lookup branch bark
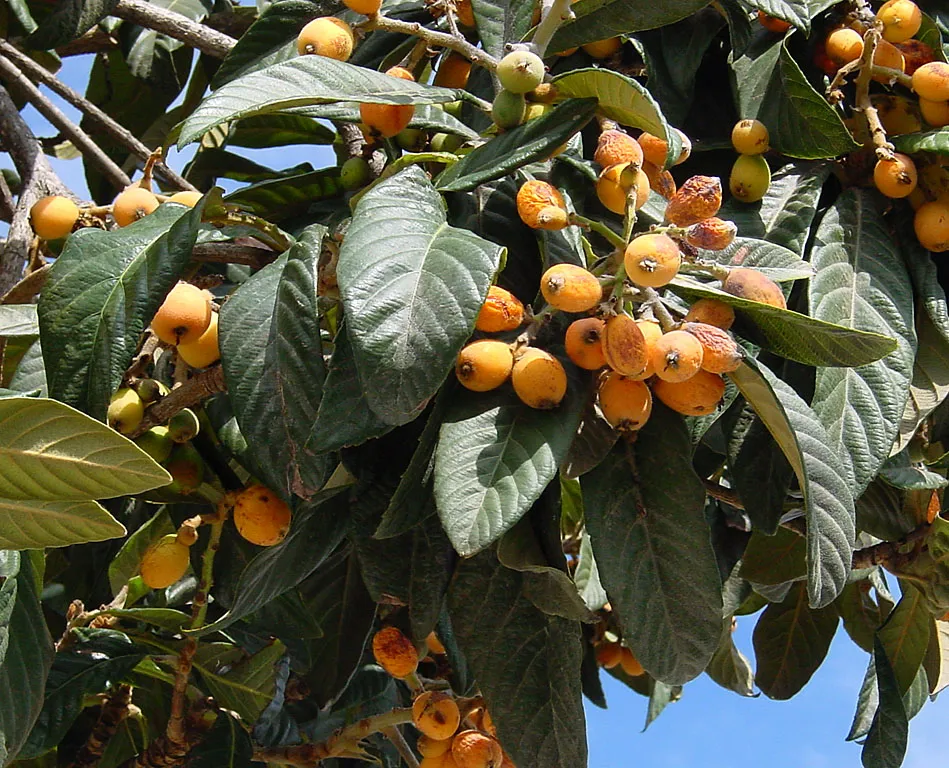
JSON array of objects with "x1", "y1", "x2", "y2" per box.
[
  {"x1": 112, "y1": 0, "x2": 237, "y2": 59},
  {"x1": 68, "y1": 684, "x2": 133, "y2": 768},
  {"x1": 129, "y1": 365, "x2": 226, "y2": 438}
]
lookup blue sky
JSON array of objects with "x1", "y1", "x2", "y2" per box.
[{"x1": 4, "y1": 50, "x2": 946, "y2": 767}]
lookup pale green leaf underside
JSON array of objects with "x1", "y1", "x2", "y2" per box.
[{"x1": 0, "y1": 498, "x2": 125, "y2": 550}]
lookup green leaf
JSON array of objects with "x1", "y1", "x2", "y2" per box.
[
  {"x1": 186, "y1": 710, "x2": 253, "y2": 768},
  {"x1": 719, "y1": 162, "x2": 831, "y2": 256},
  {"x1": 219, "y1": 226, "x2": 333, "y2": 500},
  {"x1": 728, "y1": 359, "x2": 855, "y2": 608},
  {"x1": 739, "y1": 528, "x2": 806, "y2": 585},
  {"x1": 435, "y1": 99, "x2": 598, "y2": 192},
  {"x1": 855, "y1": 481, "x2": 917, "y2": 541},
  {"x1": 230, "y1": 113, "x2": 335, "y2": 148},
  {"x1": 0, "y1": 498, "x2": 125, "y2": 551},
  {"x1": 124, "y1": 0, "x2": 210, "y2": 81},
  {"x1": 8, "y1": 339, "x2": 47, "y2": 397},
  {"x1": 924, "y1": 618, "x2": 949, "y2": 695},
  {"x1": 0, "y1": 397, "x2": 169, "y2": 501},
  {"x1": 194, "y1": 641, "x2": 286, "y2": 723},
  {"x1": 224, "y1": 168, "x2": 343, "y2": 221},
  {"x1": 742, "y1": 0, "x2": 810, "y2": 30},
  {"x1": 644, "y1": 680, "x2": 681, "y2": 730},
  {"x1": 575, "y1": 533, "x2": 608, "y2": 612},
  {"x1": 0, "y1": 552, "x2": 54, "y2": 765},
  {"x1": 879, "y1": 451, "x2": 947, "y2": 490},
  {"x1": 705, "y1": 624, "x2": 755, "y2": 697},
  {"x1": 288, "y1": 102, "x2": 480, "y2": 139},
  {"x1": 892, "y1": 128, "x2": 949, "y2": 156},
  {"x1": 38, "y1": 201, "x2": 205, "y2": 419},
  {"x1": 20, "y1": 629, "x2": 144, "y2": 759},
  {"x1": 732, "y1": 41, "x2": 859, "y2": 158},
  {"x1": 582, "y1": 405, "x2": 724, "y2": 685},
  {"x1": 669, "y1": 278, "x2": 897, "y2": 368},
  {"x1": 434, "y1": 372, "x2": 586, "y2": 557},
  {"x1": 95, "y1": 607, "x2": 191, "y2": 631},
  {"x1": 897, "y1": 310, "x2": 949, "y2": 454},
  {"x1": 449, "y1": 549, "x2": 587, "y2": 768},
  {"x1": 0, "y1": 305, "x2": 38, "y2": 338},
  {"x1": 687, "y1": 237, "x2": 814, "y2": 282},
  {"x1": 809, "y1": 189, "x2": 916, "y2": 495},
  {"x1": 753, "y1": 582, "x2": 839, "y2": 700},
  {"x1": 549, "y1": 0, "x2": 711, "y2": 54},
  {"x1": 25, "y1": 0, "x2": 118, "y2": 49},
  {"x1": 862, "y1": 637, "x2": 909, "y2": 768},
  {"x1": 472, "y1": 0, "x2": 537, "y2": 58},
  {"x1": 195, "y1": 488, "x2": 349, "y2": 636},
  {"x1": 337, "y1": 166, "x2": 503, "y2": 425},
  {"x1": 877, "y1": 582, "x2": 930, "y2": 696},
  {"x1": 837, "y1": 580, "x2": 885, "y2": 653},
  {"x1": 108, "y1": 507, "x2": 175, "y2": 595},
  {"x1": 179, "y1": 57, "x2": 461, "y2": 147},
  {"x1": 551, "y1": 68, "x2": 681, "y2": 168}
]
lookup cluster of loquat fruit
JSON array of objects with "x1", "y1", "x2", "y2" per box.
[{"x1": 371, "y1": 626, "x2": 514, "y2": 768}]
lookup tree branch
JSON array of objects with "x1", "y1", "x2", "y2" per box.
[
  {"x1": 0, "y1": 40, "x2": 196, "y2": 192},
  {"x1": 0, "y1": 54, "x2": 131, "y2": 190},
  {"x1": 852, "y1": 523, "x2": 932, "y2": 570},
  {"x1": 363, "y1": 14, "x2": 497, "y2": 70},
  {"x1": 68, "y1": 684, "x2": 133, "y2": 768},
  {"x1": 191, "y1": 242, "x2": 276, "y2": 269},
  {"x1": 129, "y1": 365, "x2": 226, "y2": 438},
  {"x1": 112, "y1": 0, "x2": 236, "y2": 59},
  {"x1": 57, "y1": 28, "x2": 119, "y2": 57}
]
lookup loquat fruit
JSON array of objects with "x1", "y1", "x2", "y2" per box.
[
  {"x1": 108, "y1": 387, "x2": 145, "y2": 435},
  {"x1": 452, "y1": 730, "x2": 503, "y2": 768},
  {"x1": 455, "y1": 340, "x2": 514, "y2": 392},
  {"x1": 372, "y1": 626, "x2": 419, "y2": 679},
  {"x1": 630, "y1": 319, "x2": 662, "y2": 380},
  {"x1": 343, "y1": 0, "x2": 381, "y2": 16},
  {"x1": 413, "y1": 691, "x2": 461, "y2": 740},
  {"x1": 134, "y1": 426, "x2": 173, "y2": 464},
  {"x1": 167, "y1": 408, "x2": 200, "y2": 443},
  {"x1": 919, "y1": 98, "x2": 949, "y2": 128},
  {"x1": 564, "y1": 317, "x2": 608, "y2": 370},
  {"x1": 177, "y1": 311, "x2": 221, "y2": 368},
  {"x1": 168, "y1": 190, "x2": 202, "y2": 207},
  {"x1": 455, "y1": 0, "x2": 475, "y2": 27},
  {"x1": 419, "y1": 735, "x2": 453, "y2": 758},
  {"x1": 683, "y1": 322, "x2": 742, "y2": 373},
  {"x1": 540, "y1": 263, "x2": 602, "y2": 312},
  {"x1": 873, "y1": 153, "x2": 918, "y2": 199},
  {"x1": 685, "y1": 217, "x2": 737, "y2": 251},
  {"x1": 731, "y1": 119, "x2": 769, "y2": 155},
  {"x1": 511, "y1": 348, "x2": 568, "y2": 409},
  {"x1": 871, "y1": 94, "x2": 923, "y2": 135},
  {"x1": 913, "y1": 62, "x2": 949, "y2": 102},
  {"x1": 360, "y1": 67, "x2": 416, "y2": 138},
  {"x1": 729, "y1": 154, "x2": 771, "y2": 203},
  {"x1": 651, "y1": 330, "x2": 704, "y2": 383},
  {"x1": 165, "y1": 444, "x2": 204, "y2": 494},
  {"x1": 112, "y1": 186, "x2": 159, "y2": 227},
  {"x1": 594, "y1": 129, "x2": 644, "y2": 168},
  {"x1": 757, "y1": 11, "x2": 791, "y2": 34},
  {"x1": 528, "y1": 82, "x2": 558, "y2": 103},
  {"x1": 296, "y1": 16, "x2": 355, "y2": 60},
  {"x1": 140, "y1": 533, "x2": 190, "y2": 589},
  {"x1": 476, "y1": 286, "x2": 525, "y2": 333},
  {"x1": 722, "y1": 267, "x2": 786, "y2": 308},
  {"x1": 652, "y1": 370, "x2": 725, "y2": 416},
  {"x1": 619, "y1": 647, "x2": 645, "y2": 676},
  {"x1": 684, "y1": 298, "x2": 735, "y2": 330},
  {"x1": 872, "y1": 39, "x2": 906, "y2": 82},
  {"x1": 641, "y1": 161, "x2": 676, "y2": 200},
  {"x1": 234, "y1": 483, "x2": 292, "y2": 546},
  {"x1": 664, "y1": 175, "x2": 723, "y2": 227},
  {"x1": 176, "y1": 523, "x2": 199, "y2": 548},
  {"x1": 596, "y1": 163, "x2": 649, "y2": 215},
  {"x1": 340, "y1": 156, "x2": 372, "y2": 190},
  {"x1": 497, "y1": 50, "x2": 545, "y2": 94},
  {"x1": 876, "y1": 0, "x2": 921, "y2": 44},
  {"x1": 601, "y1": 313, "x2": 649, "y2": 378},
  {"x1": 516, "y1": 180, "x2": 566, "y2": 229},
  {"x1": 638, "y1": 129, "x2": 690, "y2": 168},
  {"x1": 426, "y1": 632, "x2": 446, "y2": 655},
  {"x1": 914, "y1": 199, "x2": 949, "y2": 252},
  {"x1": 30, "y1": 195, "x2": 79, "y2": 240},
  {"x1": 598, "y1": 371, "x2": 652, "y2": 432},
  {"x1": 150, "y1": 282, "x2": 212, "y2": 345},
  {"x1": 492, "y1": 89, "x2": 527, "y2": 129},
  {"x1": 581, "y1": 37, "x2": 622, "y2": 59},
  {"x1": 624, "y1": 233, "x2": 681, "y2": 288},
  {"x1": 825, "y1": 27, "x2": 864, "y2": 66},
  {"x1": 595, "y1": 642, "x2": 623, "y2": 668},
  {"x1": 895, "y1": 39, "x2": 936, "y2": 76},
  {"x1": 434, "y1": 51, "x2": 472, "y2": 89}
]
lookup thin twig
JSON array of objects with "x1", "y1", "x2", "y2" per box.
[
  {"x1": 112, "y1": 0, "x2": 236, "y2": 59},
  {"x1": 530, "y1": 0, "x2": 574, "y2": 57},
  {"x1": 0, "y1": 167, "x2": 13, "y2": 222},
  {"x1": 382, "y1": 726, "x2": 419, "y2": 768},
  {"x1": 0, "y1": 40, "x2": 196, "y2": 192},
  {"x1": 853, "y1": 26, "x2": 895, "y2": 161},
  {"x1": 363, "y1": 15, "x2": 498, "y2": 70},
  {"x1": 641, "y1": 287, "x2": 676, "y2": 331},
  {"x1": 0, "y1": 54, "x2": 131, "y2": 190},
  {"x1": 68, "y1": 684, "x2": 133, "y2": 768},
  {"x1": 129, "y1": 365, "x2": 226, "y2": 438}
]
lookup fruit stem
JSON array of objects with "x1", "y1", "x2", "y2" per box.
[
  {"x1": 869, "y1": 65, "x2": 913, "y2": 88},
  {"x1": 569, "y1": 213, "x2": 625, "y2": 249},
  {"x1": 641, "y1": 286, "x2": 676, "y2": 331},
  {"x1": 362, "y1": 15, "x2": 498, "y2": 71},
  {"x1": 852, "y1": 25, "x2": 896, "y2": 161},
  {"x1": 190, "y1": 511, "x2": 226, "y2": 630},
  {"x1": 622, "y1": 171, "x2": 640, "y2": 245},
  {"x1": 530, "y1": 0, "x2": 575, "y2": 58}
]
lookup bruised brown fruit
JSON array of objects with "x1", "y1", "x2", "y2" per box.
[
  {"x1": 516, "y1": 180, "x2": 567, "y2": 229},
  {"x1": 476, "y1": 286, "x2": 525, "y2": 332},
  {"x1": 685, "y1": 298, "x2": 735, "y2": 330},
  {"x1": 372, "y1": 626, "x2": 419, "y2": 679},
  {"x1": 685, "y1": 217, "x2": 737, "y2": 251},
  {"x1": 602, "y1": 314, "x2": 648, "y2": 378},
  {"x1": 641, "y1": 161, "x2": 676, "y2": 200},
  {"x1": 684, "y1": 322, "x2": 743, "y2": 373},
  {"x1": 722, "y1": 267, "x2": 786, "y2": 309},
  {"x1": 594, "y1": 129, "x2": 644, "y2": 168},
  {"x1": 452, "y1": 730, "x2": 503, "y2": 768},
  {"x1": 413, "y1": 692, "x2": 461, "y2": 740},
  {"x1": 664, "y1": 175, "x2": 722, "y2": 226}
]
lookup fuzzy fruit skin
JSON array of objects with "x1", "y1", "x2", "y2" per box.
[
  {"x1": 340, "y1": 157, "x2": 371, "y2": 189},
  {"x1": 540, "y1": 264, "x2": 602, "y2": 313},
  {"x1": 873, "y1": 153, "x2": 918, "y2": 199},
  {"x1": 914, "y1": 200, "x2": 949, "y2": 252},
  {"x1": 685, "y1": 217, "x2": 737, "y2": 251},
  {"x1": 919, "y1": 98, "x2": 949, "y2": 127},
  {"x1": 895, "y1": 39, "x2": 936, "y2": 76},
  {"x1": 419, "y1": 735, "x2": 452, "y2": 758},
  {"x1": 602, "y1": 314, "x2": 648, "y2": 378},
  {"x1": 873, "y1": 40, "x2": 906, "y2": 82},
  {"x1": 684, "y1": 322, "x2": 743, "y2": 373},
  {"x1": 624, "y1": 233, "x2": 681, "y2": 288},
  {"x1": 729, "y1": 154, "x2": 771, "y2": 203},
  {"x1": 434, "y1": 51, "x2": 471, "y2": 89},
  {"x1": 140, "y1": 534, "x2": 190, "y2": 589},
  {"x1": 596, "y1": 642, "x2": 623, "y2": 668},
  {"x1": 565, "y1": 317, "x2": 607, "y2": 370},
  {"x1": 629, "y1": 319, "x2": 662, "y2": 380},
  {"x1": 598, "y1": 371, "x2": 652, "y2": 432},
  {"x1": 497, "y1": 50, "x2": 545, "y2": 94},
  {"x1": 476, "y1": 286, "x2": 524, "y2": 332},
  {"x1": 296, "y1": 17, "x2": 354, "y2": 60},
  {"x1": 413, "y1": 692, "x2": 461, "y2": 741},
  {"x1": 113, "y1": 187, "x2": 159, "y2": 227},
  {"x1": 722, "y1": 267, "x2": 786, "y2": 308},
  {"x1": 652, "y1": 370, "x2": 725, "y2": 416},
  {"x1": 664, "y1": 175, "x2": 722, "y2": 226},
  {"x1": 177, "y1": 311, "x2": 220, "y2": 368},
  {"x1": 234, "y1": 484, "x2": 293, "y2": 546},
  {"x1": 168, "y1": 190, "x2": 202, "y2": 207},
  {"x1": 757, "y1": 11, "x2": 791, "y2": 33},
  {"x1": 455, "y1": 340, "x2": 513, "y2": 392},
  {"x1": 619, "y1": 647, "x2": 645, "y2": 676},
  {"x1": 452, "y1": 730, "x2": 503, "y2": 768},
  {"x1": 30, "y1": 195, "x2": 79, "y2": 239},
  {"x1": 637, "y1": 132, "x2": 668, "y2": 167},
  {"x1": 594, "y1": 129, "x2": 644, "y2": 168},
  {"x1": 420, "y1": 756, "x2": 458, "y2": 768},
  {"x1": 641, "y1": 161, "x2": 676, "y2": 199},
  {"x1": 651, "y1": 330, "x2": 704, "y2": 383},
  {"x1": 685, "y1": 298, "x2": 735, "y2": 330},
  {"x1": 167, "y1": 408, "x2": 201, "y2": 443},
  {"x1": 511, "y1": 348, "x2": 567, "y2": 409},
  {"x1": 372, "y1": 626, "x2": 419, "y2": 679},
  {"x1": 491, "y1": 89, "x2": 526, "y2": 129},
  {"x1": 150, "y1": 282, "x2": 212, "y2": 345},
  {"x1": 596, "y1": 163, "x2": 649, "y2": 215},
  {"x1": 876, "y1": 0, "x2": 922, "y2": 43},
  {"x1": 135, "y1": 426, "x2": 173, "y2": 464},
  {"x1": 913, "y1": 62, "x2": 949, "y2": 102},
  {"x1": 108, "y1": 388, "x2": 145, "y2": 435},
  {"x1": 581, "y1": 37, "x2": 621, "y2": 58},
  {"x1": 825, "y1": 27, "x2": 864, "y2": 66},
  {"x1": 516, "y1": 180, "x2": 565, "y2": 228},
  {"x1": 165, "y1": 443, "x2": 204, "y2": 494},
  {"x1": 343, "y1": 0, "x2": 381, "y2": 15},
  {"x1": 731, "y1": 119, "x2": 770, "y2": 155}
]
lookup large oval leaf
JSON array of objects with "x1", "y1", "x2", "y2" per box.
[
  {"x1": 337, "y1": 166, "x2": 503, "y2": 425},
  {"x1": 688, "y1": 236, "x2": 814, "y2": 282},
  {"x1": 0, "y1": 305, "x2": 38, "y2": 337},
  {"x1": 38, "y1": 201, "x2": 205, "y2": 419},
  {"x1": 809, "y1": 189, "x2": 916, "y2": 495},
  {"x1": 0, "y1": 397, "x2": 169, "y2": 501},
  {"x1": 0, "y1": 499, "x2": 125, "y2": 550},
  {"x1": 728, "y1": 359, "x2": 855, "y2": 608},
  {"x1": 472, "y1": 0, "x2": 537, "y2": 58},
  {"x1": 878, "y1": 583, "x2": 930, "y2": 696},
  {"x1": 581, "y1": 405, "x2": 724, "y2": 685},
  {"x1": 179, "y1": 57, "x2": 461, "y2": 147},
  {"x1": 863, "y1": 637, "x2": 909, "y2": 768},
  {"x1": 892, "y1": 127, "x2": 949, "y2": 156}
]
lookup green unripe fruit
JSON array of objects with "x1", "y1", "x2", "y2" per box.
[
  {"x1": 430, "y1": 133, "x2": 463, "y2": 153},
  {"x1": 492, "y1": 89, "x2": 527, "y2": 130},
  {"x1": 135, "y1": 426, "x2": 173, "y2": 464},
  {"x1": 525, "y1": 102, "x2": 552, "y2": 121},
  {"x1": 396, "y1": 127, "x2": 425, "y2": 151},
  {"x1": 729, "y1": 153, "x2": 771, "y2": 203},
  {"x1": 497, "y1": 50, "x2": 546, "y2": 94},
  {"x1": 108, "y1": 388, "x2": 144, "y2": 435},
  {"x1": 132, "y1": 378, "x2": 168, "y2": 404},
  {"x1": 340, "y1": 157, "x2": 372, "y2": 190},
  {"x1": 167, "y1": 408, "x2": 200, "y2": 443},
  {"x1": 164, "y1": 443, "x2": 205, "y2": 494},
  {"x1": 443, "y1": 100, "x2": 463, "y2": 118}
]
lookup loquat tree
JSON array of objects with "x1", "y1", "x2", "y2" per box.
[{"x1": 2, "y1": 0, "x2": 949, "y2": 766}]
